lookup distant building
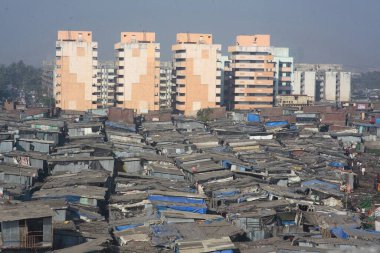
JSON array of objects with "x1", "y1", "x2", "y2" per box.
[
  {"x1": 228, "y1": 35, "x2": 275, "y2": 110},
  {"x1": 222, "y1": 57, "x2": 233, "y2": 110},
  {"x1": 276, "y1": 94, "x2": 314, "y2": 107},
  {"x1": 172, "y1": 33, "x2": 222, "y2": 116},
  {"x1": 272, "y1": 47, "x2": 294, "y2": 96},
  {"x1": 114, "y1": 32, "x2": 160, "y2": 113},
  {"x1": 159, "y1": 61, "x2": 175, "y2": 110},
  {"x1": 294, "y1": 64, "x2": 351, "y2": 102},
  {"x1": 42, "y1": 60, "x2": 55, "y2": 98},
  {"x1": 96, "y1": 61, "x2": 116, "y2": 108},
  {"x1": 54, "y1": 31, "x2": 98, "y2": 111},
  {"x1": 219, "y1": 56, "x2": 230, "y2": 107}
]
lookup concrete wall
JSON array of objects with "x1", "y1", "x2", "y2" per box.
[
  {"x1": 340, "y1": 72, "x2": 351, "y2": 102},
  {"x1": 325, "y1": 72, "x2": 337, "y2": 101},
  {"x1": 304, "y1": 72, "x2": 316, "y2": 98}
]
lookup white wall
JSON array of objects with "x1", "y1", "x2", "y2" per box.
[
  {"x1": 304, "y1": 72, "x2": 316, "y2": 98},
  {"x1": 339, "y1": 72, "x2": 351, "y2": 101}
]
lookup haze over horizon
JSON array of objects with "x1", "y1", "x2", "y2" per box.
[{"x1": 1, "y1": 0, "x2": 379, "y2": 71}]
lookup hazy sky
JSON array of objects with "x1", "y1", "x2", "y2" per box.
[{"x1": 1, "y1": 0, "x2": 379, "y2": 71}]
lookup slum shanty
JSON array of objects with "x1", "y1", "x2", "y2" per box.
[{"x1": 1, "y1": 104, "x2": 380, "y2": 252}]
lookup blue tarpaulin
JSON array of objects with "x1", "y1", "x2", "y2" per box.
[
  {"x1": 301, "y1": 179, "x2": 340, "y2": 190},
  {"x1": 221, "y1": 160, "x2": 232, "y2": 169},
  {"x1": 376, "y1": 118, "x2": 380, "y2": 124},
  {"x1": 213, "y1": 189, "x2": 239, "y2": 198},
  {"x1": 115, "y1": 223, "x2": 144, "y2": 231},
  {"x1": 247, "y1": 113, "x2": 260, "y2": 122},
  {"x1": 155, "y1": 204, "x2": 207, "y2": 214},
  {"x1": 265, "y1": 121, "x2": 288, "y2": 128},
  {"x1": 331, "y1": 226, "x2": 349, "y2": 239},
  {"x1": 37, "y1": 195, "x2": 81, "y2": 203},
  {"x1": 328, "y1": 161, "x2": 345, "y2": 168},
  {"x1": 148, "y1": 195, "x2": 205, "y2": 204},
  {"x1": 105, "y1": 121, "x2": 136, "y2": 132}
]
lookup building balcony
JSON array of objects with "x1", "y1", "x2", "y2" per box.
[
  {"x1": 255, "y1": 71, "x2": 274, "y2": 78},
  {"x1": 174, "y1": 53, "x2": 187, "y2": 59},
  {"x1": 176, "y1": 103, "x2": 186, "y2": 111},
  {"x1": 176, "y1": 87, "x2": 186, "y2": 94},
  {"x1": 245, "y1": 88, "x2": 274, "y2": 94},
  {"x1": 234, "y1": 95, "x2": 273, "y2": 102},
  {"x1": 280, "y1": 67, "x2": 292, "y2": 72},
  {"x1": 231, "y1": 63, "x2": 266, "y2": 69},
  {"x1": 175, "y1": 70, "x2": 186, "y2": 76},
  {"x1": 279, "y1": 76, "x2": 292, "y2": 82},
  {"x1": 174, "y1": 61, "x2": 186, "y2": 68},
  {"x1": 116, "y1": 69, "x2": 125, "y2": 76},
  {"x1": 176, "y1": 78, "x2": 186, "y2": 85},
  {"x1": 116, "y1": 86, "x2": 125, "y2": 93},
  {"x1": 229, "y1": 54, "x2": 268, "y2": 61}
]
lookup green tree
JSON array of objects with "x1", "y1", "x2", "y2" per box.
[
  {"x1": 0, "y1": 61, "x2": 43, "y2": 100},
  {"x1": 197, "y1": 108, "x2": 213, "y2": 122}
]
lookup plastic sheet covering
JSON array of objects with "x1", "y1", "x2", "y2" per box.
[
  {"x1": 213, "y1": 189, "x2": 240, "y2": 198},
  {"x1": 328, "y1": 161, "x2": 345, "y2": 168},
  {"x1": 115, "y1": 223, "x2": 144, "y2": 231},
  {"x1": 151, "y1": 224, "x2": 182, "y2": 247},
  {"x1": 330, "y1": 226, "x2": 349, "y2": 239},
  {"x1": 105, "y1": 121, "x2": 136, "y2": 132},
  {"x1": 247, "y1": 113, "x2": 260, "y2": 122},
  {"x1": 155, "y1": 204, "x2": 207, "y2": 214},
  {"x1": 301, "y1": 179, "x2": 340, "y2": 190},
  {"x1": 38, "y1": 195, "x2": 81, "y2": 203},
  {"x1": 148, "y1": 195, "x2": 205, "y2": 204},
  {"x1": 265, "y1": 121, "x2": 288, "y2": 127}
]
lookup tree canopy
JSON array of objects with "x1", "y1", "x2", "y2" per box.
[{"x1": 0, "y1": 61, "x2": 42, "y2": 99}]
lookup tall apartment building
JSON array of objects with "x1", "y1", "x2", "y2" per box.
[
  {"x1": 54, "y1": 31, "x2": 98, "y2": 111},
  {"x1": 272, "y1": 47, "x2": 294, "y2": 96},
  {"x1": 222, "y1": 58, "x2": 233, "y2": 109},
  {"x1": 294, "y1": 64, "x2": 351, "y2": 102},
  {"x1": 114, "y1": 32, "x2": 160, "y2": 113},
  {"x1": 228, "y1": 35, "x2": 275, "y2": 110},
  {"x1": 96, "y1": 61, "x2": 116, "y2": 108},
  {"x1": 172, "y1": 33, "x2": 222, "y2": 116},
  {"x1": 159, "y1": 61, "x2": 175, "y2": 110},
  {"x1": 42, "y1": 60, "x2": 55, "y2": 99}
]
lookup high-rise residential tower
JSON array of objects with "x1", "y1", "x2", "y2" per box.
[
  {"x1": 172, "y1": 33, "x2": 222, "y2": 116},
  {"x1": 54, "y1": 31, "x2": 98, "y2": 111},
  {"x1": 114, "y1": 32, "x2": 160, "y2": 113},
  {"x1": 272, "y1": 47, "x2": 294, "y2": 96},
  {"x1": 228, "y1": 35, "x2": 275, "y2": 110},
  {"x1": 96, "y1": 61, "x2": 116, "y2": 108},
  {"x1": 159, "y1": 61, "x2": 175, "y2": 110}
]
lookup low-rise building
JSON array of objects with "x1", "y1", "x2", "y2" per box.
[{"x1": 276, "y1": 94, "x2": 314, "y2": 107}]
